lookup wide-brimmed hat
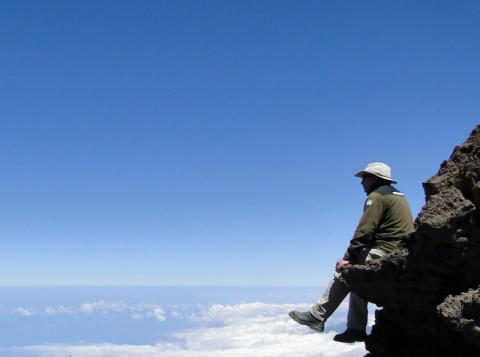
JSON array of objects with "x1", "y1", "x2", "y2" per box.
[{"x1": 355, "y1": 162, "x2": 397, "y2": 184}]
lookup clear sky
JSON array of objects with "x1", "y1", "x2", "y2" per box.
[{"x1": 1, "y1": 0, "x2": 479, "y2": 286}]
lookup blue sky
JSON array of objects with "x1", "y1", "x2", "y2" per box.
[{"x1": 1, "y1": 0, "x2": 479, "y2": 286}]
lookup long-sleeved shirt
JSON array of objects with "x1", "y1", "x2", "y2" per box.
[{"x1": 344, "y1": 185, "x2": 415, "y2": 263}]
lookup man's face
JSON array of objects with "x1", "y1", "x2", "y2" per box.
[{"x1": 361, "y1": 174, "x2": 378, "y2": 194}]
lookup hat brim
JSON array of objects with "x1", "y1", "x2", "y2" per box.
[{"x1": 355, "y1": 170, "x2": 397, "y2": 184}]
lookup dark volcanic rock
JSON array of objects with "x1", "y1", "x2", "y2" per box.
[
  {"x1": 340, "y1": 125, "x2": 480, "y2": 356},
  {"x1": 438, "y1": 288, "x2": 480, "y2": 350}
]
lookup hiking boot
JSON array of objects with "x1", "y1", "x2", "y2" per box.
[
  {"x1": 333, "y1": 328, "x2": 367, "y2": 343},
  {"x1": 288, "y1": 310, "x2": 324, "y2": 332}
]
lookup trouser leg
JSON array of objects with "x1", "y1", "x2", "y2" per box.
[
  {"x1": 310, "y1": 271, "x2": 350, "y2": 322},
  {"x1": 346, "y1": 248, "x2": 386, "y2": 331},
  {"x1": 347, "y1": 292, "x2": 368, "y2": 330}
]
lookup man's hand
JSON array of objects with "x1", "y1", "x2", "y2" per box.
[{"x1": 335, "y1": 258, "x2": 350, "y2": 272}]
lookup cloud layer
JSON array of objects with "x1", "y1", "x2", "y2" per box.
[
  {"x1": 4, "y1": 301, "x2": 370, "y2": 357},
  {"x1": 2, "y1": 299, "x2": 167, "y2": 321}
]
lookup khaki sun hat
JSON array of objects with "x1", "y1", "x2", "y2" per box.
[{"x1": 355, "y1": 162, "x2": 397, "y2": 184}]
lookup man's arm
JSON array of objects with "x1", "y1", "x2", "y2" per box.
[{"x1": 343, "y1": 192, "x2": 384, "y2": 263}]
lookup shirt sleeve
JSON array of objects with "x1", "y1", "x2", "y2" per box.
[{"x1": 344, "y1": 192, "x2": 384, "y2": 263}]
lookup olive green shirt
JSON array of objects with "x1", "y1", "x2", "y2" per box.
[{"x1": 344, "y1": 185, "x2": 415, "y2": 263}]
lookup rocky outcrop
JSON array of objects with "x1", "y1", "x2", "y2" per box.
[{"x1": 340, "y1": 125, "x2": 480, "y2": 356}]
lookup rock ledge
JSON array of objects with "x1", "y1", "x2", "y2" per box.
[{"x1": 341, "y1": 125, "x2": 480, "y2": 356}]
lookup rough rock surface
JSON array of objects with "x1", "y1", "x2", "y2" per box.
[{"x1": 340, "y1": 125, "x2": 480, "y2": 356}]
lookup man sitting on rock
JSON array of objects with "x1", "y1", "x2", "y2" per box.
[{"x1": 289, "y1": 162, "x2": 415, "y2": 343}]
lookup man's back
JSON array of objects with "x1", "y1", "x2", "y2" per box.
[{"x1": 367, "y1": 185, "x2": 415, "y2": 253}]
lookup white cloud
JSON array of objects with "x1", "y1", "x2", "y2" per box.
[
  {"x1": 4, "y1": 300, "x2": 168, "y2": 321},
  {"x1": 12, "y1": 307, "x2": 34, "y2": 316},
  {"x1": 130, "y1": 312, "x2": 145, "y2": 320},
  {"x1": 44, "y1": 305, "x2": 76, "y2": 315},
  {"x1": 80, "y1": 300, "x2": 129, "y2": 314},
  {"x1": 170, "y1": 310, "x2": 183, "y2": 319},
  {"x1": 6, "y1": 302, "x2": 368, "y2": 357},
  {"x1": 146, "y1": 307, "x2": 166, "y2": 321}
]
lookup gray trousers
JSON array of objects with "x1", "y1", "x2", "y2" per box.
[{"x1": 310, "y1": 248, "x2": 386, "y2": 331}]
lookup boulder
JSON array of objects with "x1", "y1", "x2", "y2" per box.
[{"x1": 340, "y1": 125, "x2": 480, "y2": 356}]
